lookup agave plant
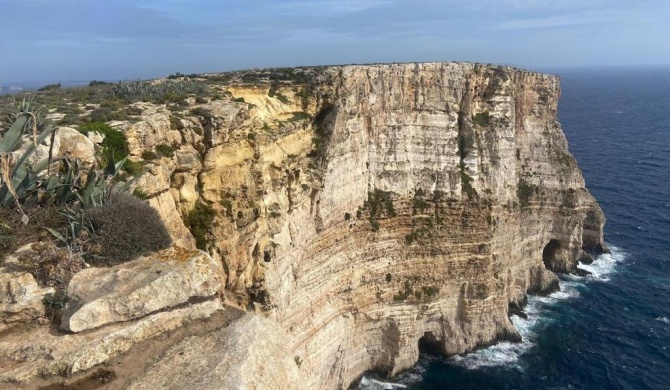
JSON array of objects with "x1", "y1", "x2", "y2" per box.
[
  {"x1": 45, "y1": 154, "x2": 136, "y2": 245},
  {"x1": 0, "y1": 113, "x2": 57, "y2": 218},
  {"x1": 0, "y1": 96, "x2": 48, "y2": 136}
]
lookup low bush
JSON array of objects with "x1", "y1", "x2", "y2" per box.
[
  {"x1": 185, "y1": 202, "x2": 216, "y2": 251},
  {"x1": 89, "y1": 107, "x2": 128, "y2": 122},
  {"x1": 78, "y1": 122, "x2": 129, "y2": 163},
  {"x1": 155, "y1": 144, "x2": 175, "y2": 158},
  {"x1": 85, "y1": 192, "x2": 172, "y2": 265}
]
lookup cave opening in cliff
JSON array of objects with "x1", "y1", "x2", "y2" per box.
[
  {"x1": 542, "y1": 239, "x2": 562, "y2": 268},
  {"x1": 418, "y1": 331, "x2": 445, "y2": 356}
]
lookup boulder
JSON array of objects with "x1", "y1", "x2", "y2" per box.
[
  {"x1": 0, "y1": 269, "x2": 53, "y2": 328},
  {"x1": 55, "y1": 127, "x2": 96, "y2": 164},
  {"x1": 60, "y1": 247, "x2": 222, "y2": 332},
  {"x1": 0, "y1": 244, "x2": 54, "y2": 329}
]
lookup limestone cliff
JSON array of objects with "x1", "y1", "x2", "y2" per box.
[
  {"x1": 149, "y1": 62, "x2": 605, "y2": 388},
  {"x1": 0, "y1": 62, "x2": 606, "y2": 389}
]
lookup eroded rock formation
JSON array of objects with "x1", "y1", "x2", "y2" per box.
[{"x1": 138, "y1": 62, "x2": 605, "y2": 388}]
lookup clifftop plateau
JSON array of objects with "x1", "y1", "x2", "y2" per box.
[{"x1": 0, "y1": 62, "x2": 606, "y2": 389}]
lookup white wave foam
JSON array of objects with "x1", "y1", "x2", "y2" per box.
[
  {"x1": 656, "y1": 317, "x2": 670, "y2": 324},
  {"x1": 358, "y1": 377, "x2": 407, "y2": 390},
  {"x1": 577, "y1": 245, "x2": 625, "y2": 282}
]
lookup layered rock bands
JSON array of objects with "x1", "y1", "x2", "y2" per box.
[{"x1": 168, "y1": 63, "x2": 606, "y2": 388}]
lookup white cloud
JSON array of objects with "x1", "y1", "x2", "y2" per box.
[
  {"x1": 278, "y1": 0, "x2": 395, "y2": 16},
  {"x1": 492, "y1": 10, "x2": 621, "y2": 30}
]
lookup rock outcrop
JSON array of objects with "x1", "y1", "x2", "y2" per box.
[
  {"x1": 0, "y1": 245, "x2": 54, "y2": 330},
  {"x1": 60, "y1": 247, "x2": 223, "y2": 332},
  {"x1": 125, "y1": 313, "x2": 305, "y2": 390}
]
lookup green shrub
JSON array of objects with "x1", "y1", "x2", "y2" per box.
[
  {"x1": 89, "y1": 80, "x2": 111, "y2": 87},
  {"x1": 78, "y1": 122, "x2": 129, "y2": 163},
  {"x1": 276, "y1": 93, "x2": 290, "y2": 104},
  {"x1": 190, "y1": 107, "x2": 211, "y2": 117},
  {"x1": 132, "y1": 189, "x2": 149, "y2": 199},
  {"x1": 123, "y1": 106, "x2": 143, "y2": 116},
  {"x1": 89, "y1": 107, "x2": 128, "y2": 122},
  {"x1": 472, "y1": 111, "x2": 491, "y2": 127},
  {"x1": 155, "y1": 144, "x2": 175, "y2": 158},
  {"x1": 422, "y1": 285, "x2": 440, "y2": 297},
  {"x1": 460, "y1": 169, "x2": 477, "y2": 199},
  {"x1": 57, "y1": 113, "x2": 85, "y2": 126},
  {"x1": 99, "y1": 99, "x2": 124, "y2": 111},
  {"x1": 85, "y1": 192, "x2": 172, "y2": 265},
  {"x1": 185, "y1": 202, "x2": 216, "y2": 251},
  {"x1": 344, "y1": 212, "x2": 351, "y2": 221},
  {"x1": 195, "y1": 96, "x2": 208, "y2": 104},
  {"x1": 142, "y1": 150, "x2": 158, "y2": 160},
  {"x1": 124, "y1": 160, "x2": 145, "y2": 176},
  {"x1": 517, "y1": 179, "x2": 536, "y2": 208},
  {"x1": 233, "y1": 97, "x2": 245, "y2": 103}
]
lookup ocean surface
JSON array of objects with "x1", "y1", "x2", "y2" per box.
[{"x1": 359, "y1": 68, "x2": 670, "y2": 390}]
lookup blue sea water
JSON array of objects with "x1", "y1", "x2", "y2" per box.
[{"x1": 359, "y1": 68, "x2": 670, "y2": 390}]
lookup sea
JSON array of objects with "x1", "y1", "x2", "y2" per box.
[{"x1": 359, "y1": 67, "x2": 670, "y2": 390}]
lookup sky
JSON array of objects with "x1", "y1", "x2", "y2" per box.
[{"x1": 1, "y1": 0, "x2": 669, "y2": 83}]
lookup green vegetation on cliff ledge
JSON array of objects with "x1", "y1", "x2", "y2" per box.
[
  {"x1": 365, "y1": 189, "x2": 396, "y2": 231},
  {"x1": 472, "y1": 111, "x2": 491, "y2": 127},
  {"x1": 185, "y1": 202, "x2": 216, "y2": 251},
  {"x1": 517, "y1": 179, "x2": 537, "y2": 208}
]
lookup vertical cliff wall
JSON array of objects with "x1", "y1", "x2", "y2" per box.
[
  {"x1": 73, "y1": 62, "x2": 606, "y2": 389},
  {"x1": 172, "y1": 63, "x2": 605, "y2": 389}
]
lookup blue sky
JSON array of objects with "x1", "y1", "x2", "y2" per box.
[{"x1": 1, "y1": 0, "x2": 669, "y2": 83}]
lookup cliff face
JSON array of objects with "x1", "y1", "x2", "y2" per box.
[
  {"x1": 0, "y1": 63, "x2": 604, "y2": 389},
  {"x1": 174, "y1": 63, "x2": 605, "y2": 388}
]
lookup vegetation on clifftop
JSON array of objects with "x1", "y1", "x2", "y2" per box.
[{"x1": 0, "y1": 110, "x2": 171, "y2": 314}]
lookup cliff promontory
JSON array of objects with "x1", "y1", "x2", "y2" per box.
[{"x1": 0, "y1": 62, "x2": 606, "y2": 389}]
